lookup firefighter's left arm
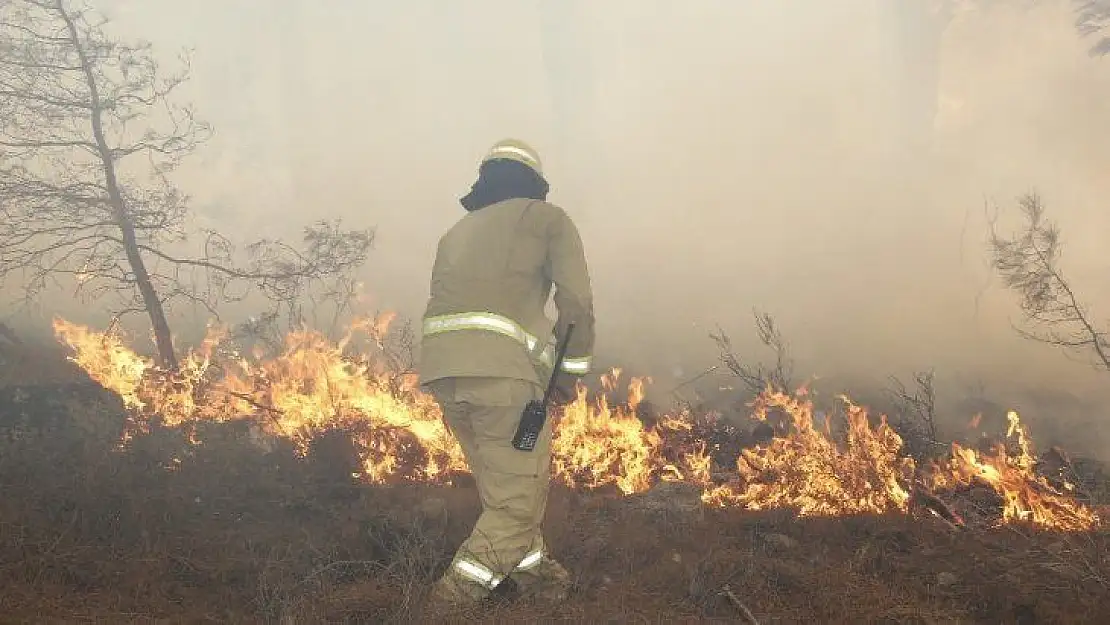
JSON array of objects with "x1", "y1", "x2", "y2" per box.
[{"x1": 543, "y1": 206, "x2": 595, "y2": 378}]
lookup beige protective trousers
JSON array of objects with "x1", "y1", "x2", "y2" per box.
[{"x1": 425, "y1": 376, "x2": 555, "y2": 596}]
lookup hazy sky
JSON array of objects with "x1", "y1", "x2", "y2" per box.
[{"x1": 9, "y1": 1, "x2": 1110, "y2": 449}]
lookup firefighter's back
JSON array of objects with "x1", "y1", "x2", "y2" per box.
[{"x1": 420, "y1": 197, "x2": 564, "y2": 385}]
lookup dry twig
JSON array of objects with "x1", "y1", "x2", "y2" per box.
[
  {"x1": 912, "y1": 484, "x2": 965, "y2": 531},
  {"x1": 719, "y1": 584, "x2": 760, "y2": 625}
]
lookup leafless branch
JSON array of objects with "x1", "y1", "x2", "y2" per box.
[
  {"x1": 885, "y1": 369, "x2": 943, "y2": 460},
  {"x1": 1074, "y1": 0, "x2": 1110, "y2": 55},
  {"x1": 719, "y1": 584, "x2": 761, "y2": 625},
  {"x1": 986, "y1": 193, "x2": 1110, "y2": 372},
  {"x1": 710, "y1": 309, "x2": 795, "y2": 395},
  {"x1": 0, "y1": 0, "x2": 374, "y2": 369}
]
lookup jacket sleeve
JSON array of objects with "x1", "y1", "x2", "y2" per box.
[{"x1": 544, "y1": 207, "x2": 595, "y2": 376}]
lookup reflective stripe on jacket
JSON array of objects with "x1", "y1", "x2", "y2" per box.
[
  {"x1": 418, "y1": 198, "x2": 595, "y2": 385},
  {"x1": 422, "y1": 311, "x2": 592, "y2": 375}
]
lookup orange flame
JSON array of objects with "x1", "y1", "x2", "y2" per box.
[
  {"x1": 551, "y1": 372, "x2": 710, "y2": 494},
  {"x1": 926, "y1": 412, "x2": 1098, "y2": 531},
  {"x1": 703, "y1": 390, "x2": 914, "y2": 516},
  {"x1": 51, "y1": 317, "x2": 1100, "y2": 531},
  {"x1": 53, "y1": 316, "x2": 465, "y2": 482}
]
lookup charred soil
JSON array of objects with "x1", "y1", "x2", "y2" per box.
[{"x1": 1, "y1": 383, "x2": 1109, "y2": 624}]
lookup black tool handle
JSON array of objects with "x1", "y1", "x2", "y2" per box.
[
  {"x1": 511, "y1": 323, "x2": 576, "y2": 451},
  {"x1": 541, "y1": 323, "x2": 575, "y2": 404}
]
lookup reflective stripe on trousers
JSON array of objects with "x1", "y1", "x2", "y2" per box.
[
  {"x1": 423, "y1": 311, "x2": 592, "y2": 375},
  {"x1": 453, "y1": 549, "x2": 546, "y2": 589}
]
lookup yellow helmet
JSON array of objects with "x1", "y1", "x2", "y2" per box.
[{"x1": 482, "y1": 138, "x2": 543, "y2": 176}]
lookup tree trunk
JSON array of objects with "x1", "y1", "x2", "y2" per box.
[
  {"x1": 58, "y1": 0, "x2": 178, "y2": 370},
  {"x1": 117, "y1": 220, "x2": 178, "y2": 371},
  {"x1": 881, "y1": 0, "x2": 952, "y2": 160}
]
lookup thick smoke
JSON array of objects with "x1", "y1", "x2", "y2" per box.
[{"x1": 5, "y1": 0, "x2": 1110, "y2": 455}]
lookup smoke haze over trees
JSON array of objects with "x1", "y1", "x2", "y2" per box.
[
  {"x1": 2, "y1": 0, "x2": 1109, "y2": 452},
  {"x1": 0, "y1": 0, "x2": 374, "y2": 368}
]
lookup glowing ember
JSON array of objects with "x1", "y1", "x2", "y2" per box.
[{"x1": 51, "y1": 317, "x2": 1100, "y2": 532}]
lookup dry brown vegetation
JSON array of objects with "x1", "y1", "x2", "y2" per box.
[{"x1": 2, "y1": 343, "x2": 1109, "y2": 624}]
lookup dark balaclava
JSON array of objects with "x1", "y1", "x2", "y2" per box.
[{"x1": 460, "y1": 158, "x2": 550, "y2": 212}]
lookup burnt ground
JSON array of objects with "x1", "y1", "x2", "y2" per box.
[{"x1": 1, "y1": 383, "x2": 1109, "y2": 624}]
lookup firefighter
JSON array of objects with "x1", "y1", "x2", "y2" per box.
[{"x1": 419, "y1": 138, "x2": 595, "y2": 610}]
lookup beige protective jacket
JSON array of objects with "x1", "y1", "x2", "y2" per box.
[{"x1": 419, "y1": 198, "x2": 595, "y2": 386}]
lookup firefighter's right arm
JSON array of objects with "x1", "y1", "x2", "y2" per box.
[{"x1": 544, "y1": 207, "x2": 595, "y2": 378}]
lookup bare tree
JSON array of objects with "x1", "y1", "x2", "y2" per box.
[
  {"x1": 954, "y1": 1, "x2": 1110, "y2": 56},
  {"x1": 1074, "y1": 0, "x2": 1110, "y2": 55},
  {"x1": 0, "y1": 0, "x2": 374, "y2": 369},
  {"x1": 987, "y1": 192, "x2": 1109, "y2": 371},
  {"x1": 885, "y1": 369, "x2": 941, "y2": 459},
  {"x1": 711, "y1": 309, "x2": 794, "y2": 395}
]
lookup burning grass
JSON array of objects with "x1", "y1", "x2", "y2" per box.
[
  {"x1": 50, "y1": 315, "x2": 1100, "y2": 532},
  {"x1": 0, "y1": 316, "x2": 1107, "y2": 622}
]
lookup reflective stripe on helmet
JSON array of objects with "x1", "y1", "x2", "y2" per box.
[
  {"x1": 454, "y1": 559, "x2": 503, "y2": 589},
  {"x1": 487, "y1": 144, "x2": 540, "y2": 168}
]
